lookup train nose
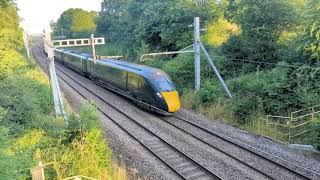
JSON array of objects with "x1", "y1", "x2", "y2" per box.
[{"x1": 161, "y1": 91, "x2": 180, "y2": 113}]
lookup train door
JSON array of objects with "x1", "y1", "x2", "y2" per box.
[
  {"x1": 87, "y1": 59, "x2": 94, "y2": 78},
  {"x1": 82, "y1": 59, "x2": 90, "y2": 75}
]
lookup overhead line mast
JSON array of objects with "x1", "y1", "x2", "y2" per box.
[{"x1": 43, "y1": 32, "x2": 105, "y2": 123}]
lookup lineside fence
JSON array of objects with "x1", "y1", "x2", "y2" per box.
[{"x1": 258, "y1": 105, "x2": 320, "y2": 144}]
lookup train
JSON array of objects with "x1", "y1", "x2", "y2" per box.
[{"x1": 54, "y1": 48, "x2": 180, "y2": 113}]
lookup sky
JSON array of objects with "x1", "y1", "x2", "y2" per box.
[{"x1": 17, "y1": 0, "x2": 102, "y2": 34}]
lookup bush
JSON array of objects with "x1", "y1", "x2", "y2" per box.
[
  {"x1": 197, "y1": 81, "x2": 224, "y2": 104},
  {"x1": 54, "y1": 129, "x2": 113, "y2": 179},
  {"x1": 180, "y1": 89, "x2": 200, "y2": 110},
  {"x1": 231, "y1": 96, "x2": 261, "y2": 124},
  {"x1": 162, "y1": 54, "x2": 195, "y2": 91},
  {"x1": 0, "y1": 77, "x2": 52, "y2": 130}
]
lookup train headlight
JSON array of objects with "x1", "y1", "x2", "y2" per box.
[{"x1": 156, "y1": 92, "x2": 162, "y2": 98}]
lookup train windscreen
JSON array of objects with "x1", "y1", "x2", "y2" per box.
[{"x1": 153, "y1": 77, "x2": 175, "y2": 92}]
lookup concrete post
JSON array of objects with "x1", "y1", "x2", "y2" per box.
[
  {"x1": 23, "y1": 31, "x2": 31, "y2": 59},
  {"x1": 194, "y1": 17, "x2": 201, "y2": 91},
  {"x1": 44, "y1": 31, "x2": 67, "y2": 122},
  {"x1": 91, "y1": 34, "x2": 97, "y2": 64},
  {"x1": 45, "y1": 31, "x2": 62, "y2": 116}
]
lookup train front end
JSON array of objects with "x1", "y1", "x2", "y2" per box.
[
  {"x1": 161, "y1": 90, "x2": 180, "y2": 113},
  {"x1": 152, "y1": 71, "x2": 180, "y2": 113}
]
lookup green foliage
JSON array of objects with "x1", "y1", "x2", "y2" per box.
[
  {"x1": 302, "y1": 0, "x2": 320, "y2": 61},
  {"x1": 96, "y1": 0, "x2": 217, "y2": 59},
  {"x1": 0, "y1": 77, "x2": 52, "y2": 129},
  {"x1": 0, "y1": 2, "x2": 116, "y2": 178},
  {"x1": 197, "y1": 81, "x2": 224, "y2": 104},
  {"x1": 206, "y1": 17, "x2": 240, "y2": 47},
  {"x1": 0, "y1": 0, "x2": 11, "y2": 7},
  {"x1": 78, "y1": 102, "x2": 101, "y2": 130},
  {"x1": 162, "y1": 54, "x2": 195, "y2": 91},
  {"x1": 0, "y1": 2, "x2": 23, "y2": 55},
  {"x1": 65, "y1": 102, "x2": 101, "y2": 143},
  {"x1": 51, "y1": 8, "x2": 97, "y2": 38},
  {"x1": 54, "y1": 129, "x2": 113, "y2": 179},
  {"x1": 224, "y1": 0, "x2": 302, "y2": 64},
  {"x1": 227, "y1": 72, "x2": 264, "y2": 123}
]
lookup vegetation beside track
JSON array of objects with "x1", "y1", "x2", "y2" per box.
[{"x1": 0, "y1": 1, "x2": 126, "y2": 179}]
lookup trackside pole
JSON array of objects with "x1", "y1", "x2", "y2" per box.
[
  {"x1": 194, "y1": 17, "x2": 201, "y2": 92},
  {"x1": 45, "y1": 31, "x2": 61, "y2": 116},
  {"x1": 44, "y1": 31, "x2": 68, "y2": 122},
  {"x1": 200, "y1": 42, "x2": 232, "y2": 98},
  {"x1": 91, "y1": 34, "x2": 97, "y2": 64},
  {"x1": 23, "y1": 31, "x2": 31, "y2": 59}
]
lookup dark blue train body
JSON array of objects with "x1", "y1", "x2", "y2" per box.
[{"x1": 54, "y1": 49, "x2": 180, "y2": 113}]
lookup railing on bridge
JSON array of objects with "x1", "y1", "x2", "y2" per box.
[{"x1": 258, "y1": 105, "x2": 320, "y2": 144}]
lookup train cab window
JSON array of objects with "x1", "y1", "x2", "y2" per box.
[{"x1": 153, "y1": 77, "x2": 175, "y2": 92}]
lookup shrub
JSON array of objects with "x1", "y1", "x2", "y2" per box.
[
  {"x1": 231, "y1": 95, "x2": 261, "y2": 124},
  {"x1": 180, "y1": 89, "x2": 200, "y2": 110},
  {"x1": 0, "y1": 77, "x2": 52, "y2": 130},
  {"x1": 54, "y1": 129, "x2": 113, "y2": 179},
  {"x1": 197, "y1": 81, "x2": 224, "y2": 104},
  {"x1": 162, "y1": 54, "x2": 195, "y2": 91}
]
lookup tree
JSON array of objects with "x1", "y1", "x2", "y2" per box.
[
  {"x1": 51, "y1": 8, "x2": 97, "y2": 38},
  {"x1": 303, "y1": 0, "x2": 320, "y2": 61},
  {"x1": 224, "y1": 0, "x2": 301, "y2": 64},
  {"x1": 96, "y1": 0, "x2": 217, "y2": 59}
]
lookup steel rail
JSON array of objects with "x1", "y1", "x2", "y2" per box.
[
  {"x1": 168, "y1": 115, "x2": 319, "y2": 180},
  {"x1": 53, "y1": 64, "x2": 222, "y2": 180},
  {"x1": 157, "y1": 116, "x2": 278, "y2": 180}
]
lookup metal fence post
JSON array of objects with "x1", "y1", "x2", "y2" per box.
[
  {"x1": 194, "y1": 17, "x2": 201, "y2": 91},
  {"x1": 289, "y1": 114, "x2": 293, "y2": 144}
]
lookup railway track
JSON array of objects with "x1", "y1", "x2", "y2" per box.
[
  {"x1": 158, "y1": 115, "x2": 320, "y2": 180},
  {"x1": 54, "y1": 64, "x2": 222, "y2": 180},
  {"x1": 33, "y1": 45, "x2": 320, "y2": 179}
]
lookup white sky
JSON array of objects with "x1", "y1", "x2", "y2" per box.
[{"x1": 17, "y1": 0, "x2": 102, "y2": 34}]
